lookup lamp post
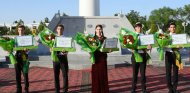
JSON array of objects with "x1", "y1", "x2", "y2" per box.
[
  {"x1": 182, "y1": 22, "x2": 188, "y2": 33},
  {"x1": 182, "y1": 21, "x2": 190, "y2": 65}
]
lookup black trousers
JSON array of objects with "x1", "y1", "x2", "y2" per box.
[
  {"x1": 131, "y1": 53, "x2": 147, "y2": 91},
  {"x1": 15, "y1": 56, "x2": 29, "y2": 93},
  {"x1": 53, "y1": 54, "x2": 69, "y2": 93},
  {"x1": 165, "y1": 51, "x2": 179, "y2": 91}
]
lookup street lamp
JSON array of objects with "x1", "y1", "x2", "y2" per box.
[
  {"x1": 182, "y1": 21, "x2": 190, "y2": 65},
  {"x1": 169, "y1": 15, "x2": 174, "y2": 20},
  {"x1": 182, "y1": 22, "x2": 188, "y2": 33}
]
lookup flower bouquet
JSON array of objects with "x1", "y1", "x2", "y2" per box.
[
  {"x1": 154, "y1": 32, "x2": 171, "y2": 60},
  {"x1": 39, "y1": 27, "x2": 59, "y2": 62},
  {"x1": 75, "y1": 32, "x2": 101, "y2": 64},
  {"x1": 119, "y1": 28, "x2": 138, "y2": 49},
  {"x1": 119, "y1": 28, "x2": 144, "y2": 62},
  {"x1": 0, "y1": 37, "x2": 17, "y2": 64},
  {"x1": 0, "y1": 37, "x2": 31, "y2": 73},
  {"x1": 39, "y1": 28, "x2": 56, "y2": 48}
]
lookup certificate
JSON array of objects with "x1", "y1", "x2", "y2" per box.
[
  {"x1": 139, "y1": 35, "x2": 155, "y2": 45},
  {"x1": 100, "y1": 38, "x2": 119, "y2": 52},
  {"x1": 103, "y1": 38, "x2": 118, "y2": 48},
  {"x1": 171, "y1": 34, "x2": 187, "y2": 44},
  {"x1": 14, "y1": 35, "x2": 37, "y2": 51},
  {"x1": 56, "y1": 37, "x2": 72, "y2": 48},
  {"x1": 53, "y1": 37, "x2": 76, "y2": 52},
  {"x1": 16, "y1": 36, "x2": 33, "y2": 46}
]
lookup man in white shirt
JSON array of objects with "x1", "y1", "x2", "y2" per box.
[
  {"x1": 131, "y1": 22, "x2": 151, "y2": 93},
  {"x1": 14, "y1": 25, "x2": 29, "y2": 93},
  {"x1": 165, "y1": 22, "x2": 180, "y2": 93},
  {"x1": 51, "y1": 24, "x2": 68, "y2": 93}
]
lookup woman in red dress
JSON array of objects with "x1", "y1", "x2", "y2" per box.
[{"x1": 91, "y1": 24, "x2": 109, "y2": 93}]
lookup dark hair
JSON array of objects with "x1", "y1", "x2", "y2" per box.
[
  {"x1": 168, "y1": 22, "x2": 176, "y2": 28},
  {"x1": 18, "y1": 25, "x2": 25, "y2": 29},
  {"x1": 57, "y1": 24, "x2": 64, "y2": 29},
  {"x1": 134, "y1": 22, "x2": 142, "y2": 28},
  {"x1": 94, "y1": 24, "x2": 104, "y2": 37}
]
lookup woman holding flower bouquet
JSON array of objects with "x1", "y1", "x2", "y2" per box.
[
  {"x1": 131, "y1": 22, "x2": 151, "y2": 93},
  {"x1": 91, "y1": 24, "x2": 109, "y2": 93},
  {"x1": 165, "y1": 22, "x2": 180, "y2": 93},
  {"x1": 14, "y1": 25, "x2": 29, "y2": 93}
]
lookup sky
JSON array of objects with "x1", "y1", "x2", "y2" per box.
[{"x1": 0, "y1": 0, "x2": 190, "y2": 24}]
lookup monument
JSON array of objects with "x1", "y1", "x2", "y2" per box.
[{"x1": 1, "y1": 0, "x2": 139, "y2": 69}]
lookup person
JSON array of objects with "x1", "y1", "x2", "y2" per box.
[
  {"x1": 50, "y1": 24, "x2": 69, "y2": 93},
  {"x1": 91, "y1": 24, "x2": 110, "y2": 93},
  {"x1": 131, "y1": 22, "x2": 151, "y2": 93},
  {"x1": 165, "y1": 22, "x2": 180, "y2": 93},
  {"x1": 14, "y1": 25, "x2": 29, "y2": 93}
]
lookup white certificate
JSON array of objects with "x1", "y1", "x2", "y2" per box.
[
  {"x1": 139, "y1": 35, "x2": 155, "y2": 45},
  {"x1": 172, "y1": 34, "x2": 187, "y2": 44},
  {"x1": 56, "y1": 37, "x2": 72, "y2": 47},
  {"x1": 103, "y1": 38, "x2": 118, "y2": 48},
  {"x1": 16, "y1": 36, "x2": 33, "y2": 46}
]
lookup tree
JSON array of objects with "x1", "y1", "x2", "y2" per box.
[
  {"x1": 38, "y1": 21, "x2": 46, "y2": 32},
  {"x1": 183, "y1": 4, "x2": 190, "y2": 21},
  {"x1": 148, "y1": 7, "x2": 185, "y2": 34},
  {"x1": 24, "y1": 26, "x2": 32, "y2": 35},
  {"x1": 0, "y1": 26, "x2": 9, "y2": 35},
  {"x1": 178, "y1": 4, "x2": 190, "y2": 34},
  {"x1": 149, "y1": 23, "x2": 158, "y2": 34},
  {"x1": 44, "y1": 17, "x2": 49, "y2": 23},
  {"x1": 114, "y1": 13, "x2": 119, "y2": 16},
  {"x1": 7, "y1": 19, "x2": 32, "y2": 35},
  {"x1": 126, "y1": 10, "x2": 148, "y2": 31},
  {"x1": 148, "y1": 7, "x2": 176, "y2": 26}
]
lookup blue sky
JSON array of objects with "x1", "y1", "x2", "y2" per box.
[{"x1": 0, "y1": 0, "x2": 189, "y2": 24}]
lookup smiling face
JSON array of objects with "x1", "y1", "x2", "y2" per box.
[
  {"x1": 95, "y1": 26, "x2": 103, "y2": 38},
  {"x1": 135, "y1": 26, "x2": 142, "y2": 33},
  {"x1": 168, "y1": 24, "x2": 176, "y2": 33},
  {"x1": 56, "y1": 26, "x2": 64, "y2": 36},
  {"x1": 18, "y1": 27, "x2": 25, "y2": 36}
]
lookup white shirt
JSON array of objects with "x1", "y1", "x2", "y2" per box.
[{"x1": 136, "y1": 32, "x2": 145, "y2": 53}]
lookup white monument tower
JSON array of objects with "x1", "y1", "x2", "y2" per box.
[{"x1": 79, "y1": 0, "x2": 100, "y2": 16}]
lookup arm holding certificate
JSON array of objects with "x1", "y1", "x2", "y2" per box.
[
  {"x1": 137, "y1": 34, "x2": 157, "y2": 49},
  {"x1": 166, "y1": 34, "x2": 190, "y2": 48}
]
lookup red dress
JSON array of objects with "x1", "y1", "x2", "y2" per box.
[{"x1": 91, "y1": 48, "x2": 109, "y2": 93}]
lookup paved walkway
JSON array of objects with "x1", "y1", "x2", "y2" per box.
[{"x1": 0, "y1": 66, "x2": 190, "y2": 93}]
